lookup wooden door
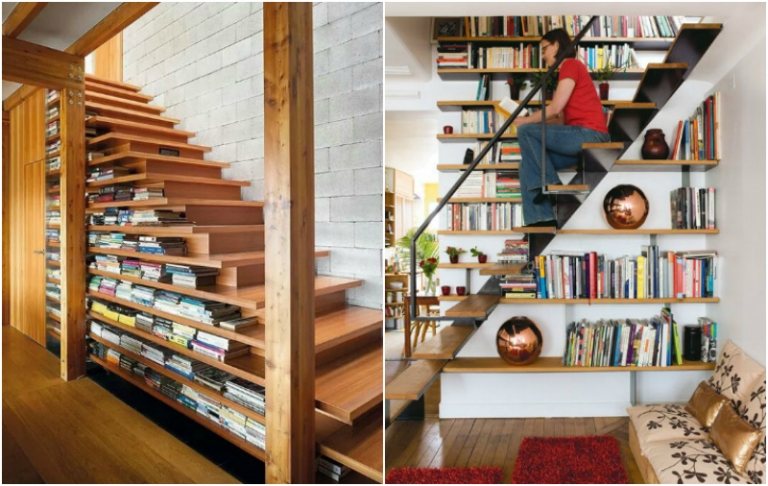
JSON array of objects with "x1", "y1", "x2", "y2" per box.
[{"x1": 22, "y1": 159, "x2": 46, "y2": 345}]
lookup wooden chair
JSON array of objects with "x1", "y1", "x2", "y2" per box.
[{"x1": 403, "y1": 295, "x2": 440, "y2": 357}]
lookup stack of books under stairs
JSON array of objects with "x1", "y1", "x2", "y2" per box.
[
  {"x1": 82, "y1": 73, "x2": 382, "y2": 483},
  {"x1": 384, "y1": 23, "x2": 723, "y2": 419}
]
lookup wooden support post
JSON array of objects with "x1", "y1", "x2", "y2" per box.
[
  {"x1": 59, "y1": 71, "x2": 86, "y2": 380},
  {"x1": 2, "y1": 110, "x2": 9, "y2": 327},
  {"x1": 263, "y1": 3, "x2": 315, "y2": 483}
]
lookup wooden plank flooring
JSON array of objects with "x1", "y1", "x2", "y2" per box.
[
  {"x1": 385, "y1": 417, "x2": 644, "y2": 483},
  {"x1": 2, "y1": 327, "x2": 238, "y2": 483}
]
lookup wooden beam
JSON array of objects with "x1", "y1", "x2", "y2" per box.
[
  {"x1": 2, "y1": 2, "x2": 47, "y2": 38},
  {"x1": 263, "y1": 3, "x2": 316, "y2": 483},
  {"x1": 2, "y1": 110, "x2": 9, "y2": 326},
  {"x1": 59, "y1": 83, "x2": 87, "y2": 380},
  {"x1": 2, "y1": 36, "x2": 84, "y2": 90},
  {"x1": 66, "y1": 2, "x2": 157, "y2": 57},
  {"x1": 92, "y1": 32, "x2": 123, "y2": 82}
]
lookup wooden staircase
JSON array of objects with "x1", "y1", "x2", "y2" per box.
[
  {"x1": 385, "y1": 25, "x2": 723, "y2": 421},
  {"x1": 83, "y1": 73, "x2": 382, "y2": 482}
]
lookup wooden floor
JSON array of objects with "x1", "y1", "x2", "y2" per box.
[
  {"x1": 2, "y1": 326, "x2": 239, "y2": 483},
  {"x1": 385, "y1": 416, "x2": 644, "y2": 483}
]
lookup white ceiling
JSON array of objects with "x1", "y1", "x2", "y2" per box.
[{"x1": 2, "y1": 2, "x2": 122, "y2": 100}]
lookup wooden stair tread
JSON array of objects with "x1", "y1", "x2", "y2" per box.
[
  {"x1": 88, "y1": 246, "x2": 324, "y2": 269},
  {"x1": 437, "y1": 163, "x2": 520, "y2": 171},
  {"x1": 86, "y1": 91, "x2": 166, "y2": 114},
  {"x1": 87, "y1": 115, "x2": 194, "y2": 138},
  {"x1": 315, "y1": 306, "x2": 381, "y2": 354},
  {"x1": 85, "y1": 73, "x2": 142, "y2": 92},
  {"x1": 317, "y1": 410, "x2": 382, "y2": 483},
  {"x1": 385, "y1": 359, "x2": 446, "y2": 400},
  {"x1": 545, "y1": 184, "x2": 590, "y2": 192},
  {"x1": 478, "y1": 263, "x2": 527, "y2": 276},
  {"x1": 611, "y1": 103, "x2": 657, "y2": 110},
  {"x1": 582, "y1": 142, "x2": 625, "y2": 150},
  {"x1": 444, "y1": 294, "x2": 500, "y2": 318},
  {"x1": 85, "y1": 82, "x2": 154, "y2": 102},
  {"x1": 88, "y1": 224, "x2": 264, "y2": 235},
  {"x1": 88, "y1": 132, "x2": 212, "y2": 152},
  {"x1": 316, "y1": 340, "x2": 382, "y2": 424},
  {"x1": 86, "y1": 172, "x2": 250, "y2": 189},
  {"x1": 411, "y1": 325, "x2": 475, "y2": 360},
  {"x1": 89, "y1": 151, "x2": 229, "y2": 168},
  {"x1": 85, "y1": 101, "x2": 180, "y2": 126},
  {"x1": 443, "y1": 356, "x2": 716, "y2": 373},
  {"x1": 87, "y1": 197, "x2": 263, "y2": 210},
  {"x1": 445, "y1": 197, "x2": 522, "y2": 203}
]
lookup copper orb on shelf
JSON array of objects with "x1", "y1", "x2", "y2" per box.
[
  {"x1": 496, "y1": 316, "x2": 543, "y2": 366},
  {"x1": 602, "y1": 184, "x2": 649, "y2": 230}
]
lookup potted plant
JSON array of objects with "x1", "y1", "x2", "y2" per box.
[
  {"x1": 445, "y1": 246, "x2": 465, "y2": 264},
  {"x1": 506, "y1": 76, "x2": 528, "y2": 100},
  {"x1": 593, "y1": 64, "x2": 627, "y2": 101},
  {"x1": 470, "y1": 246, "x2": 487, "y2": 263},
  {"x1": 528, "y1": 71, "x2": 558, "y2": 100}
]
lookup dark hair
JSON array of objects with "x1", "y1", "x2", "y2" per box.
[{"x1": 542, "y1": 28, "x2": 576, "y2": 59}]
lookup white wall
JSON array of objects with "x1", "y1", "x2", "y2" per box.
[
  {"x1": 122, "y1": 2, "x2": 383, "y2": 308},
  {"x1": 704, "y1": 35, "x2": 766, "y2": 365}
]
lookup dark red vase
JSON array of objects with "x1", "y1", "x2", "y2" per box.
[
  {"x1": 449, "y1": 255, "x2": 459, "y2": 264},
  {"x1": 641, "y1": 129, "x2": 670, "y2": 159},
  {"x1": 598, "y1": 82, "x2": 609, "y2": 100},
  {"x1": 478, "y1": 254, "x2": 488, "y2": 263}
]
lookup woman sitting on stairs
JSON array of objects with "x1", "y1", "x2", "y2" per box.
[{"x1": 513, "y1": 28, "x2": 610, "y2": 227}]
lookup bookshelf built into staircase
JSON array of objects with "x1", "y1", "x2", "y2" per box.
[
  {"x1": 82, "y1": 74, "x2": 382, "y2": 482},
  {"x1": 386, "y1": 22, "x2": 722, "y2": 421}
]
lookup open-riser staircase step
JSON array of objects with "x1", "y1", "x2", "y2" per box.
[
  {"x1": 86, "y1": 90, "x2": 165, "y2": 114},
  {"x1": 86, "y1": 101, "x2": 180, "y2": 127},
  {"x1": 89, "y1": 132, "x2": 211, "y2": 159},
  {"x1": 663, "y1": 24, "x2": 723, "y2": 79},
  {"x1": 87, "y1": 115, "x2": 193, "y2": 142},
  {"x1": 85, "y1": 81, "x2": 154, "y2": 102}
]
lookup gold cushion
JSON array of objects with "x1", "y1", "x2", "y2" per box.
[
  {"x1": 710, "y1": 403, "x2": 763, "y2": 474},
  {"x1": 685, "y1": 381, "x2": 728, "y2": 428}
]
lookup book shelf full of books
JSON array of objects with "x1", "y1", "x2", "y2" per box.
[
  {"x1": 45, "y1": 89, "x2": 62, "y2": 355},
  {"x1": 434, "y1": 16, "x2": 722, "y2": 378}
]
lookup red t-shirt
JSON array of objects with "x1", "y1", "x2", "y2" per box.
[{"x1": 558, "y1": 58, "x2": 608, "y2": 133}]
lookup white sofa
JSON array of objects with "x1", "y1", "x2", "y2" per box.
[{"x1": 628, "y1": 341, "x2": 765, "y2": 484}]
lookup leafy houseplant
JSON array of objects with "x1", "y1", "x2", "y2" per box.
[
  {"x1": 396, "y1": 228, "x2": 439, "y2": 273},
  {"x1": 446, "y1": 246, "x2": 466, "y2": 264},
  {"x1": 470, "y1": 246, "x2": 487, "y2": 264}
]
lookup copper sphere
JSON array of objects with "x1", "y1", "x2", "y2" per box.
[
  {"x1": 602, "y1": 185, "x2": 649, "y2": 229},
  {"x1": 496, "y1": 316, "x2": 543, "y2": 366}
]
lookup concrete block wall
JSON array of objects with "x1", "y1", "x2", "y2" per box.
[{"x1": 123, "y1": 2, "x2": 383, "y2": 308}]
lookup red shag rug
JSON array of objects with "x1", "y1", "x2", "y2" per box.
[
  {"x1": 512, "y1": 435, "x2": 628, "y2": 484},
  {"x1": 386, "y1": 466, "x2": 504, "y2": 484}
]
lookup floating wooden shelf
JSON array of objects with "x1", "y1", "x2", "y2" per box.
[
  {"x1": 479, "y1": 263, "x2": 527, "y2": 276},
  {"x1": 437, "y1": 100, "x2": 645, "y2": 109},
  {"x1": 437, "y1": 68, "x2": 646, "y2": 76},
  {"x1": 88, "y1": 310, "x2": 265, "y2": 383},
  {"x1": 47, "y1": 277, "x2": 61, "y2": 285},
  {"x1": 47, "y1": 312, "x2": 61, "y2": 323},
  {"x1": 437, "y1": 163, "x2": 520, "y2": 171},
  {"x1": 89, "y1": 354, "x2": 267, "y2": 461},
  {"x1": 557, "y1": 228, "x2": 719, "y2": 235},
  {"x1": 437, "y1": 262, "x2": 493, "y2": 269},
  {"x1": 86, "y1": 197, "x2": 263, "y2": 210},
  {"x1": 582, "y1": 142, "x2": 625, "y2": 150},
  {"x1": 438, "y1": 227, "x2": 556, "y2": 235},
  {"x1": 498, "y1": 297, "x2": 719, "y2": 304},
  {"x1": 443, "y1": 197, "x2": 522, "y2": 204},
  {"x1": 443, "y1": 356, "x2": 716, "y2": 373},
  {"x1": 437, "y1": 35, "x2": 675, "y2": 44},
  {"x1": 437, "y1": 133, "x2": 517, "y2": 140},
  {"x1": 89, "y1": 332, "x2": 266, "y2": 424},
  {"x1": 612, "y1": 159, "x2": 719, "y2": 171}
]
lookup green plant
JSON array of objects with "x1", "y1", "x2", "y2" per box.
[
  {"x1": 593, "y1": 63, "x2": 627, "y2": 83},
  {"x1": 396, "y1": 228, "x2": 439, "y2": 271},
  {"x1": 470, "y1": 246, "x2": 486, "y2": 257},
  {"x1": 528, "y1": 71, "x2": 558, "y2": 97},
  {"x1": 419, "y1": 257, "x2": 438, "y2": 279},
  {"x1": 445, "y1": 246, "x2": 466, "y2": 258}
]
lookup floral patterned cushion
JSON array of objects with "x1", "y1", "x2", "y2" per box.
[
  {"x1": 741, "y1": 373, "x2": 766, "y2": 485},
  {"x1": 629, "y1": 404, "x2": 708, "y2": 453},
  {"x1": 708, "y1": 341, "x2": 765, "y2": 412},
  {"x1": 645, "y1": 438, "x2": 751, "y2": 484}
]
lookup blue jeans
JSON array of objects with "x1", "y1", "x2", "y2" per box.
[{"x1": 517, "y1": 123, "x2": 610, "y2": 225}]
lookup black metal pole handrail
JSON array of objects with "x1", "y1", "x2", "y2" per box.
[{"x1": 409, "y1": 16, "x2": 599, "y2": 321}]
